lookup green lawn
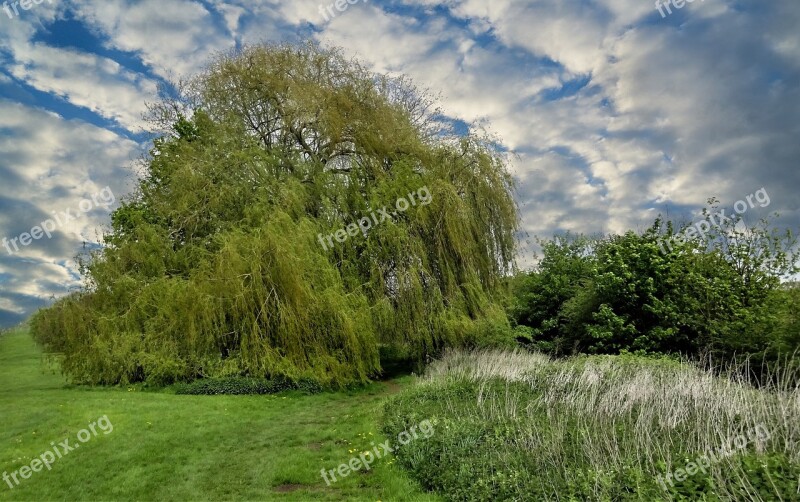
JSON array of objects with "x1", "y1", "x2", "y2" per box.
[{"x1": 0, "y1": 328, "x2": 439, "y2": 501}]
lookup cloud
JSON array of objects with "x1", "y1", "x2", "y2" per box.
[
  {"x1": 70, "y1": 0, "x2": 235, "y2": 77},
  {"x1": 5, "y1": 42, "x2": 158, "y2": 130},
  {"x1": 340, "y1": 0, "x2": 800, "y2": 269},
  {"x1": 0, "y1": 0, "x2": 798, "y2": 324},
  {"x1": 0, "y1": 99, "x2": 140, "y2": 319}
]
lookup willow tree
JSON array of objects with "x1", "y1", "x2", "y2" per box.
[{"x1": 31, "y1": 42, "x2": 519, "y2": 386}]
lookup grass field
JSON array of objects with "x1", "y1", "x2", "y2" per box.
[{"x1": 0, "y1": 328, "x2": 439, "y2": 501}]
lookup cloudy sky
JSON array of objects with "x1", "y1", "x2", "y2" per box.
[{"x1": 0, "y1": 0, "x2": 798, "y2": 327}]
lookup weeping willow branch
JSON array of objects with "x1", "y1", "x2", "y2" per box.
[{"x1": 30, "y1": 41, "x2": 520, "y2": 387}]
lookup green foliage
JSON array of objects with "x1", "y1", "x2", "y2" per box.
[
  {"x1": 661, "y1": 452, "x2": 799, "y2": 501},
  {"x1": 511, "y1": 214, "x2": 799, "y2": 369},
  {"x1": 174, "y1": 376, "x2": 323, "y2": 395},
  {"x1": 509, "y1": 234, "x2": 596, "y2": 353},
  {"x1": 383, "y1": 350, "x2": 800, "y2": 501},
  {"x1": 384, "y1": 378, "x2": 674, "y2": 501},
  {"x1": 30, "y1": 42, "x2": 518, "y2": 387}
]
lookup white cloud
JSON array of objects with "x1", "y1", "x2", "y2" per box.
[
  {"x1": 0, "y1": 100, "x2": 140, "y2": 312},
  {"x1": 70, "y1": 0, "x2": 234, "y2": 78},
  {"x1": 5, "y1": 42, "x2": 157, "y2": 130},
  {"x1": 0, "y1": 0, "x2": 798, "y2": 318}
]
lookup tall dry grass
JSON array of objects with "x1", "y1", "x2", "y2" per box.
[{"x1": 420, "y1": 349, "x2": 800, "y2": 500}]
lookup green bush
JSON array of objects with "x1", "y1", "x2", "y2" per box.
[
  {"x1": 511, "y1": 217, "x2": 799, "y2": 374},
  {"x1": 174, "y1": 376, "x2": 322, "y2": 395}
]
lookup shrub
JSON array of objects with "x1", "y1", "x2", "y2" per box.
[
  {"x1": 511, "y1": 217, "x2": 799, "y2": 370},
  {"x1": 174, "y1": 376, "x2": 322, "y2": 395}
]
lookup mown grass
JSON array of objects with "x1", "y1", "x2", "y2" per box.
[
  {"x1": 0, "y1": 327, "x2": 440, "y2": 501},
  {"x1": 383, "y1": 350, "x2": 800, "y2": 501}
]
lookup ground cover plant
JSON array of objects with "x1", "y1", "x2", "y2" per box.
[
  {"x1": 173, "y1": 376, "x2": 324, "y2": 395},
  {"x1": 383, "y1": 349, "x2": 800, "y2": 501}
]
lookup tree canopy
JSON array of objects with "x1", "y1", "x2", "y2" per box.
[{"x1": 31, "y1": 42, "x2": 519, "y2": 387}]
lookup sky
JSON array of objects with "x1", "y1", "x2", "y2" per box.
[{"x1": 0, "y1": 0, "x2": 798, "y2": 327}]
